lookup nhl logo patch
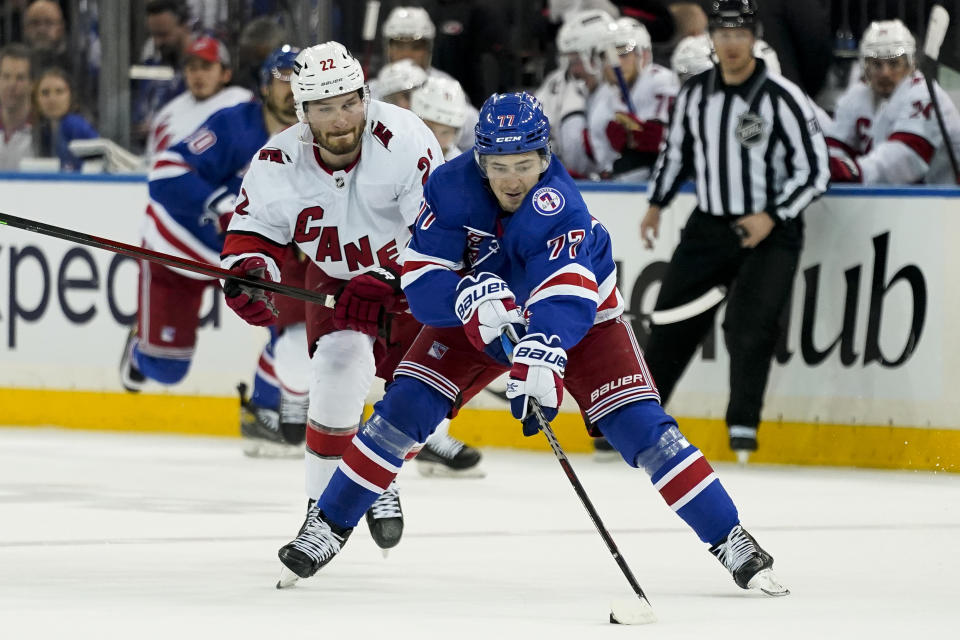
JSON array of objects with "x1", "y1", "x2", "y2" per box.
[
  {"x1": 532, "y1": 187, "x2": 565, "y2": 216},
  {"x1": 735, "y1": 112, "x2": 768, "y2": 148},
  {"x1": 428, "y1": 341, "x2": 448, "y2": 360}
]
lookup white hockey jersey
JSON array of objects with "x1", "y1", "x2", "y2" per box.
[
  {"x1": 535, "y1": 67, "x2": 597, "y2": 177},
  {"x1": 222, "y1": 100, "x2": 445, "y2": 283},
  {"x1": 588, "y1": 62, "x2": 680, "y2": 180},
  {"x1": 146, "y1": 86, "x2": 253, "y2": 161},
  {"x1": 825, "y1": 70, "x2": 960, "y2": 184}
]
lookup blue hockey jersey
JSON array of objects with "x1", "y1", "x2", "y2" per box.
[
  {"x1": 401, "y1": 152, "x2": 624, "y2": 350},
  {"x1": 143, "y1": 101, "x2": 269, "y2": 274}
]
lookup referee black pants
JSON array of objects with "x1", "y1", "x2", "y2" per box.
[{"x1": 643, "y1": 208, "x2": 802, "y2": 430}]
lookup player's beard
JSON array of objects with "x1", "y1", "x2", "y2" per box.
[
  {"x1": 266, "y1": 92, "x2": 298, "y2": 126},
  {"x1": 311, "y1": 122, "x2": 364, "y2": 155}
]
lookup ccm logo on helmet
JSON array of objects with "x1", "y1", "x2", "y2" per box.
[{"x1": 495, "y1": 135, "x2": 522, "y2": 142}]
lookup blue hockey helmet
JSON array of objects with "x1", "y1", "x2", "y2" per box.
[
  {"x1": 259, "y1": 44, "x2": 301, "y2": 87},
  {"x1": 474, "y1": 91, "x2": 551, "y2": 176}
]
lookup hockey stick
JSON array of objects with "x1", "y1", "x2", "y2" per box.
[
  {"x1": 920, "y1": 5, "x2": 960, "y2": 184},
  {"x1": 0, "y1": 211, "x2": 335, "y2": 308},
  {"x1": 605, "y1": 44, "x2": 637, "y2": 115},
  {"x1": 500, "y1": 335, "x2": 657, "y2": 625},
  {"x1": 361, "y1": 0, "x2": 381, "y2": 77},
  {"x1": 650, "y1": 285, "x2": 726, "y2": 325}
]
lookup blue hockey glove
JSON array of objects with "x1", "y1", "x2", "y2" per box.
[
  {"x1": 505, "y1": 334, "x2": 566, "y2": 436},
  {"x1": 455, "y1": 272, "x2": 526, "y2": 366}
]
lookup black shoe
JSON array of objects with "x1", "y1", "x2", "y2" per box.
[
  {"x1": 365, "y1": 481, "x2": 403, "y2": 550},
  {"x1": 709, "y1": 525, "x2": 788, "y2": 595},
  {"x1": 416, "y1": 433, "x2": 484, "y2": 477},
  {"x1": 278, "y1": 507, "x2": 353, "y2": 579},
  {"x1": 119, "y1": 327, "x2": 146, "y2": 392},
  {"x1": 728, "y1": 425, "x2": 757, "y2": 464}
]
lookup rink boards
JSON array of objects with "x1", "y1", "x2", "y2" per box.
[{"x1": 0, "y1": 173, "x2": 957, "y2": 472}]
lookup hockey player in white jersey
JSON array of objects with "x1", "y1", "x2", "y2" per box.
[
  {"x1": 369, "y1": 58, "x2": 427, "y2": 109},
  {"x1": 377, "y1": 5, "x2": 479, "y2": 150},
  {"x1": 826, "y1": 19, "x2": 960, "y2": 184},
  {"x1": 145, "y1": 36, "x2": 253, "y2": 161},
  {"x1": 410, "y1": 76, "x2": 469, "y2": 161},
  {"x1": 221, "y1": 42, "x2": 476, "y2": 556},
  {"x1": 535, "y1": 8, "x2": 615, "y2": 177},
  {"x1": 587, "y1": 16, "x2": 680, "y2": 181}
]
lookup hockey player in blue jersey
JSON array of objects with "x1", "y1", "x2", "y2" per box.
[
  {"x1": 120, "y1": 45, "x2": 311, "y2": 456},
  {"x1": 275, "y1": 91, "x2": 790, "y2": 597}
]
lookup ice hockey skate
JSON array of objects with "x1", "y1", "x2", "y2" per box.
[
  {"x1": 728, "y1": 425, "x2": 758, "y2": 465},
  {"x1": 710, "y1": 524, "x2": 789, "y2": 596},
  {"x1": 119, "y1": 327, "x2": 146, "y2": 393},
  {"x1": 416, "y1": 432, "x2": 485, "y2": 478},
  {"x1": 365, "y1": 481, "x2": 403, "y2": 555},
  {"x1": 278, "y1": 389, "x2": 308, "y2": 448},
  {"x1": 277, "y1": 506, "x2": 353, "y2": 588},
  {"x1": 238, "y1": 383, "x2": 303, "y2": 458}
]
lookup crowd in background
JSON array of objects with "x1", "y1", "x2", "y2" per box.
[{"x1": 0, "y1": 0, "x2": 958, "y2": 183}]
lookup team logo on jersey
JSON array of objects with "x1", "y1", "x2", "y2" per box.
[
  {"x1": 735, "y1": 112, "x2": 768, "y2": 148},
  {"x1": 428, "y1": 341, "x2": 449, "y2": 360},
  {"x1": 532, "y1": 187, "x2": 565, "y2": 216},
  {"x1": 335, "y1": 176, "x2": 345, "y2": 188}
]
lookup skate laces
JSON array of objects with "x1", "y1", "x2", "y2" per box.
[
  {"x1": 252, "y1": 406, "x2": 280, "y2": 433},
  {"x1": 425, "y1": 433, "x2": 465, "y2": 459},
  {"x1": 715, "y1": 525, "x2": 758, "y2": 572},
  {"x1": 369, "y1": 483, "x2": 402, "y2": 519},
  {"x1": 291, "y1": 509, "x2": 345, "y2": 561}
]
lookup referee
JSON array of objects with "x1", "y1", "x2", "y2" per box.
[{"x1": 640, "y1": 0, "x2": 829, "y2": 462}]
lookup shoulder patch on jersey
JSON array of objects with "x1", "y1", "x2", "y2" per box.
[{"x1": 531, "y1": 187, "x2": 565, "y2": 216}]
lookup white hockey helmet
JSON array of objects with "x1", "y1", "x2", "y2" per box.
[
  {"x1": 291, "y1": 41, "x2": 366, "y2": 122},
  {"x1": 860, "y1": 19, "x2": 916, "y2": 63},
  {"x1": 373, "y1": 58, "x2": 428, "y2": 99},
  {"x1": 383, "y1": 6, "x2": 436, "y2": 41},
  {"x1": 557, "y1": 9, "x2": 616, "y2": 73},
  {"x1": 671, "y1": 34, "x2": 714, "y2": 80},
  {"x1": 411, "y1": 76, "x2": 468, "y2": 129},
  {"x1": 604, "y1": 16, "x2": 652, "y2": 55},
  {"x1": 753, "y1": 38, "x2": 781, "y2": 75}
]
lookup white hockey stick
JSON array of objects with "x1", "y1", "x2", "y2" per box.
[
  {"x1": 921, "y1": 5, "x2": 960, "y2": 184},
  {"x1": 650, "y1": 286, "x2": 727, "y2": 325}
]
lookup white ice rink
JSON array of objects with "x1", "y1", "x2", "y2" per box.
[{"x1": 0, "y1": 427, "x2": 957, "y2": 639}]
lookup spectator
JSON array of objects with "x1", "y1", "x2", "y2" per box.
[
  {"x1": 0, "y1": 43, "x2": 34, "y2": 171},
  {"x1": 21, "y1": 1, "x2": 68, "y2": 69},
  {"x1": 132, "y1": 0, "x2": 192, "y2": 150},
  {"x1": 145, "y1": 36, "x2": 253, "y2": 160},
  {"x1": 826, "y1": 19, "x2": 960, "y2": 185},
  {"x1": 31, "y1": 66, "x2": 97, "y2": 171}
]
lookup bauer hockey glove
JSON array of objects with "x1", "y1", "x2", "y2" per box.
[
  {"x1": 222, "y1": 257, "x2": 277, "y2": 326},
  {"x1": 333, "y1": 266, "x2": 402, "y2": 337},
  {"x1": 455, "y1": 272, "x2": 526, "y2": 366},
  {"x1": 505, "y1": 334, "x2": 566, "y2": 437}
]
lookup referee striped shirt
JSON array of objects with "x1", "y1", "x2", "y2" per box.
[{"x1": 648, "y1": 59, "x2": 829, "y2": 221}]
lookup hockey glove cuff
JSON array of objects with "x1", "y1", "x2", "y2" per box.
[{"x1": 505, "y1": 334, "x2": 566, "y2": 437}]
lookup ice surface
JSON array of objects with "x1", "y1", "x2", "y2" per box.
[{"x1": 0, "y1": 427, "x2": 957, "y2": 639}]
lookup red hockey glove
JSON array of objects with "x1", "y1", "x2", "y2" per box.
[
  {"x1": 606, "y1": 113, "x2": 665, "y2": 154},
  {"x1": 223, "y1": 257, "x2": 277, "y2": 326},
  {"x1": 505, "y1": 334, "x2": 566, "y2": 437},
  {"x1": 333, "y1": 266, "x2": 402, "y2": 337},
  {"x1": 828, "y1": 154, "x2": 862, "y2": 183}
]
